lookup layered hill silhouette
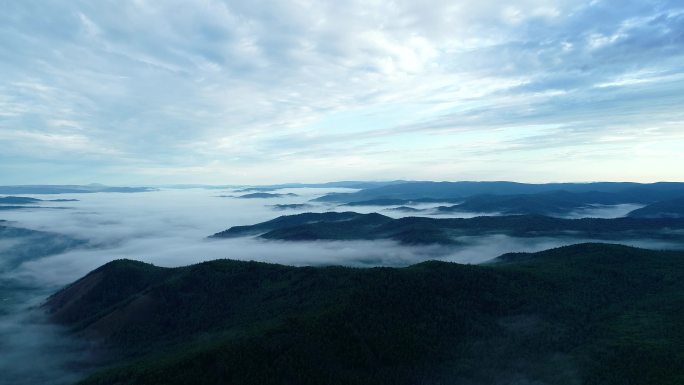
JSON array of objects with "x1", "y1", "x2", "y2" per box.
[
  {"x1": 313, "y1": 181, "x2": 684, "y2": 204},
  {"x1": 211, "y1": 212, "x2": 684, "y2": 244},
  {"x1": 435, "y1": 190, "x2": 635, "y2": 215},
  {"x1": 628, "y1": 197, "x2": 684, "y2": 218},
  {"x1": 238, "y1": 192, "x2": 298, "y2": 199},
  {"x1": 0, "y1": 185, "x2": 153, "y2": 194}
]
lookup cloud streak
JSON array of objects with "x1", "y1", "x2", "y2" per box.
[{"x1": 1, "y1": 0, "x2": 683, "y2": 183}]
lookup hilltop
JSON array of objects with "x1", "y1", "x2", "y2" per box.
[{"x1": 46, "y1": 243, "x2": 684, "y2": 385}]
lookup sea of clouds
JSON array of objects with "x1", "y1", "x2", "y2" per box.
[{"x1": 0, "y1": 187, "x2": 681, "y2": 384}]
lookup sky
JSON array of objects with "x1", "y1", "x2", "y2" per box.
[{"x1": 1, "y1": 0, "x2": 683, "y2": 185}]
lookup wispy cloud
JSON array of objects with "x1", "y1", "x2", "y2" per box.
[{"x1": 1, "y1": 0, "x2": 682, "y2": 183}]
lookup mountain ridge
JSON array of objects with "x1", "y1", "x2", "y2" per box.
[
  {"x1": 211, "y1": 211, "x2": 684, "y2": 244},
  {"x1": 45, "y1": 243, "x2": 684, "y2": 385},
  {"x1": 313, "y1": 181, "x2": 684, "y2": 204}
]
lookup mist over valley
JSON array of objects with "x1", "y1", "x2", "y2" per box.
[
  {"x1": 3, "y1": 0, "x2": 684, "y2": 382},
  {"x1": 1, "y1": 182, "x2": 684, "y2": 384}
]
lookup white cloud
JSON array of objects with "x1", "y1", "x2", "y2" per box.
[{"x1": 0, "y1": 0, "x2": 682, "y2": 183}]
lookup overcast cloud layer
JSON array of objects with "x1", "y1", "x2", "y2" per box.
[{"x1": 1, "y1": 0, "x2": 683, "y2": 184}]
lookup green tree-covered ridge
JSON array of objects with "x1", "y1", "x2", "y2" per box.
[
  {"x1": 211, "y1": 212, "x2": 684, "y2": 244},
  {"x1": 47, "y1": 243, "x2": 684, "y2": 385}
]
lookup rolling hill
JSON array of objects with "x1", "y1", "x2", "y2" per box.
[
  {"x1": 0, "y1": 185, "x2": 154, "y2": 194},
  {"x1": 627, "y1": 197, "x2": 684, "y2": 218},
  {"x1": 313, "y1": 181, "x2": 684, "y2": 205},
  {"x1": 436, "y1": 191, "x2": 635, "y2": 215},
  {"x1": 211, "y1": 212, "x2": 684, "y2": 244},
  {"x1": 46, "y1": 243, "x2": 684, "y2": 385}
]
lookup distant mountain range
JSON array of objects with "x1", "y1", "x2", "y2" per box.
[
  {"x1": 628, "y1": 197, "x2": 684, "y2": 218},
  {"x1": 46, "y1": 243, "x2": 684, "y2": 385},
  {"x1": 268, "y1": 203, "x2": 314, "y2": 210},
  {"x1": 238, "y1": 192, "x2": 299, "y2": 199},
  {"x1": 211, "y1": 212, "x2": 684, "y2": 244},
  {"x1": 0, "y1": 196, "x2": 45, "y2": 204},
  {"x1": 160, "y1": 181, "x2": 409, "y2": 190},
  {"x1": 0, "y1": 185, "x2": 154, "y2": 194},
  {"x1": 0, "y1": 196, "x2": 79, "y2": 204},
  {"x1": 313, "y1": 181, "x2": 684, "y2": 205},
  {"x1": 341, "y1": 197, "x2": 463, "y2": 206},
  {"x1": 435, "y1": 190, "x2": 636, "y2": 215},
  {"x1": 0, "y1": 196, "x2": 80, "y2": 211},
  {"x1": 304, "y1": 181, "x2": 684, "y2": 217},
  {"x1": 235, "y1": 180, "x2": 410, "y2": 190}
]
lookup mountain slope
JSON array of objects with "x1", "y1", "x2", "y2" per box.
[
  {"x1": 47, "y1": 244, "x2": 684, "y2": 385},
  {"x1": 211, "y1": 212, "x2": 684, "y2": 244},
  {"x1": 316, "y1": 182, "x2": 684, "y2": 203},
  {"x1": 437, "y1": 191, "x2": 635, "y2": 215},
  {"x1": 312, "y1": 181, "x2": 684, "y2": 203},
  {"x1": 627, "y1": 197, "x2": 684, "y2": 218}
]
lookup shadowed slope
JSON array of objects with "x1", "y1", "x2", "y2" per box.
[
  {"x1": 46, "y1": 244, "x2": 684, "y2": 385},
  {"x1": 628, "y1": 197, "x2": 684, "y2": 218},
  {"x1": 211, "y1": 212, "x2": 684, "y2": 244}
]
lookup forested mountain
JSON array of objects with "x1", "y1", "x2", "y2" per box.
[
  {"x1": 211, "y1": 212, "x2": 684, "y2": 244},
  {"x1": 46, "y1": 244, "x2": 684, "y2": 385},
  {"x1": 313, "y1": 181, "x2": 684, "y2": 204},
  {"x1": 436, "y1": 191, "x2": 634, "y2": 215},
  {"x1": 628, "y1": 197, "x2": 684, "y2": 218}
]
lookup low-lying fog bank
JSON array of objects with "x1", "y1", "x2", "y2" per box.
[
  {"x1": 0, "y1": 283, "x2": 95, "y2": 385},
  {"x1": 0, "y1": 188, "x2": 665, "y2": 285}
]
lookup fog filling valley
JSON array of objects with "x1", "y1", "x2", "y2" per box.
[{"x1": 0, "y1": 187, "x2": 681, "y2": 384}]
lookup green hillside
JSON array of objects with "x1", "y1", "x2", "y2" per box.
[{"x1": 47, "y1": 243, "x2": 684, "y2": 385}]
